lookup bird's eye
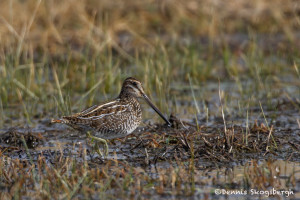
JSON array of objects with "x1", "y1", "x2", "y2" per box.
[{"x1": 132, "y1": 82, "x2": 137, "y2": 86}]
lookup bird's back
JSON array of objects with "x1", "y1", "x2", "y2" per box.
[{"x1": 61, "y1": 97, "x2": 142, "y2": 139}]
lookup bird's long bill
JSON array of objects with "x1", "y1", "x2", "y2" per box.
[{"x1": 143, "y1": 94, "x2": 171, "y2": 126}]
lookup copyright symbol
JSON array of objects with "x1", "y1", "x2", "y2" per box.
[{"x1": 215, "y1": 189, "x2": 221, "y2": 195}]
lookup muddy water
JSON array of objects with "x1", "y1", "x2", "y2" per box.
[{"x1": 0, "y1": 80, "x2": 299, "y2": 199}]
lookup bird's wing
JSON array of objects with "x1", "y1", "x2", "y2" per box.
[
  {"x1": 73, "y1": 104, "x2": 99, "y2": 116},
  {"x1": 78, "y1": 103, "x2": 129, "y2": 120},
  {"x1": 66, "y1": 99, "x2": 121, "y2": 117},
  {"x1": 62, "y1": 99, "x2": 130, "y2": 123}
]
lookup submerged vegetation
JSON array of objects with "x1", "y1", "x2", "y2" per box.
[{"x1": 0, "y1": 0, "x2": 299, "y2": 199}]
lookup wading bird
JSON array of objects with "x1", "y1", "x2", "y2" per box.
[{"x1": 52, "y1": 77, "x2": 171, "y2": 156}]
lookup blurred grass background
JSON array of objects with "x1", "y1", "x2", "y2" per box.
[
  {"x1": 0, "y1": 0, "x2": 299, "y2": 124},
  {"x1": 1, "y1": 2, "x2": 299, "y2": 199}
]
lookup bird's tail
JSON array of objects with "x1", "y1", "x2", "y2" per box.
[{"x1": 51, "y1": 118, "x2": 68, "y2": 124}]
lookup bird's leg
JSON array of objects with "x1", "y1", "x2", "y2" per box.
[{"x1": 86, "y1": 132, "x2": 108, "y2": 157}]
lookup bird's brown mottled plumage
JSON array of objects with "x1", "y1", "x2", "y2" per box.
[{"x1": 52, "y1": 77, "x2": 171, "y2": 140}]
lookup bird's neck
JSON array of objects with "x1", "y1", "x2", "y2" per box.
[{"x1": 118, "y1": 91, "x2": 138, "y2": 101}]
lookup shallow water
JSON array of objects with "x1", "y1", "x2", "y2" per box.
[{"x1": 0, "y1": 79, "x2": 299, "y2": 199}]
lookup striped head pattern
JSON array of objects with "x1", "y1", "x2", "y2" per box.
[{"x1": 119, "y1": 77, "x2": 145, "y2": 98}]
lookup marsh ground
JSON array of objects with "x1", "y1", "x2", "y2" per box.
[{"x1": 0, "y1": 0, "x2": 300, "y2": 199}]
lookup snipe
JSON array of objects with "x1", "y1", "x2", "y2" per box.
[{"x1": 52, "y1": 77, "x2": 171, "y2": 156}]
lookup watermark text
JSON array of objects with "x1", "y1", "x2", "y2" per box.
[{"x1": 214, "y1": 188, "x2": 294, "y2": 197}]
